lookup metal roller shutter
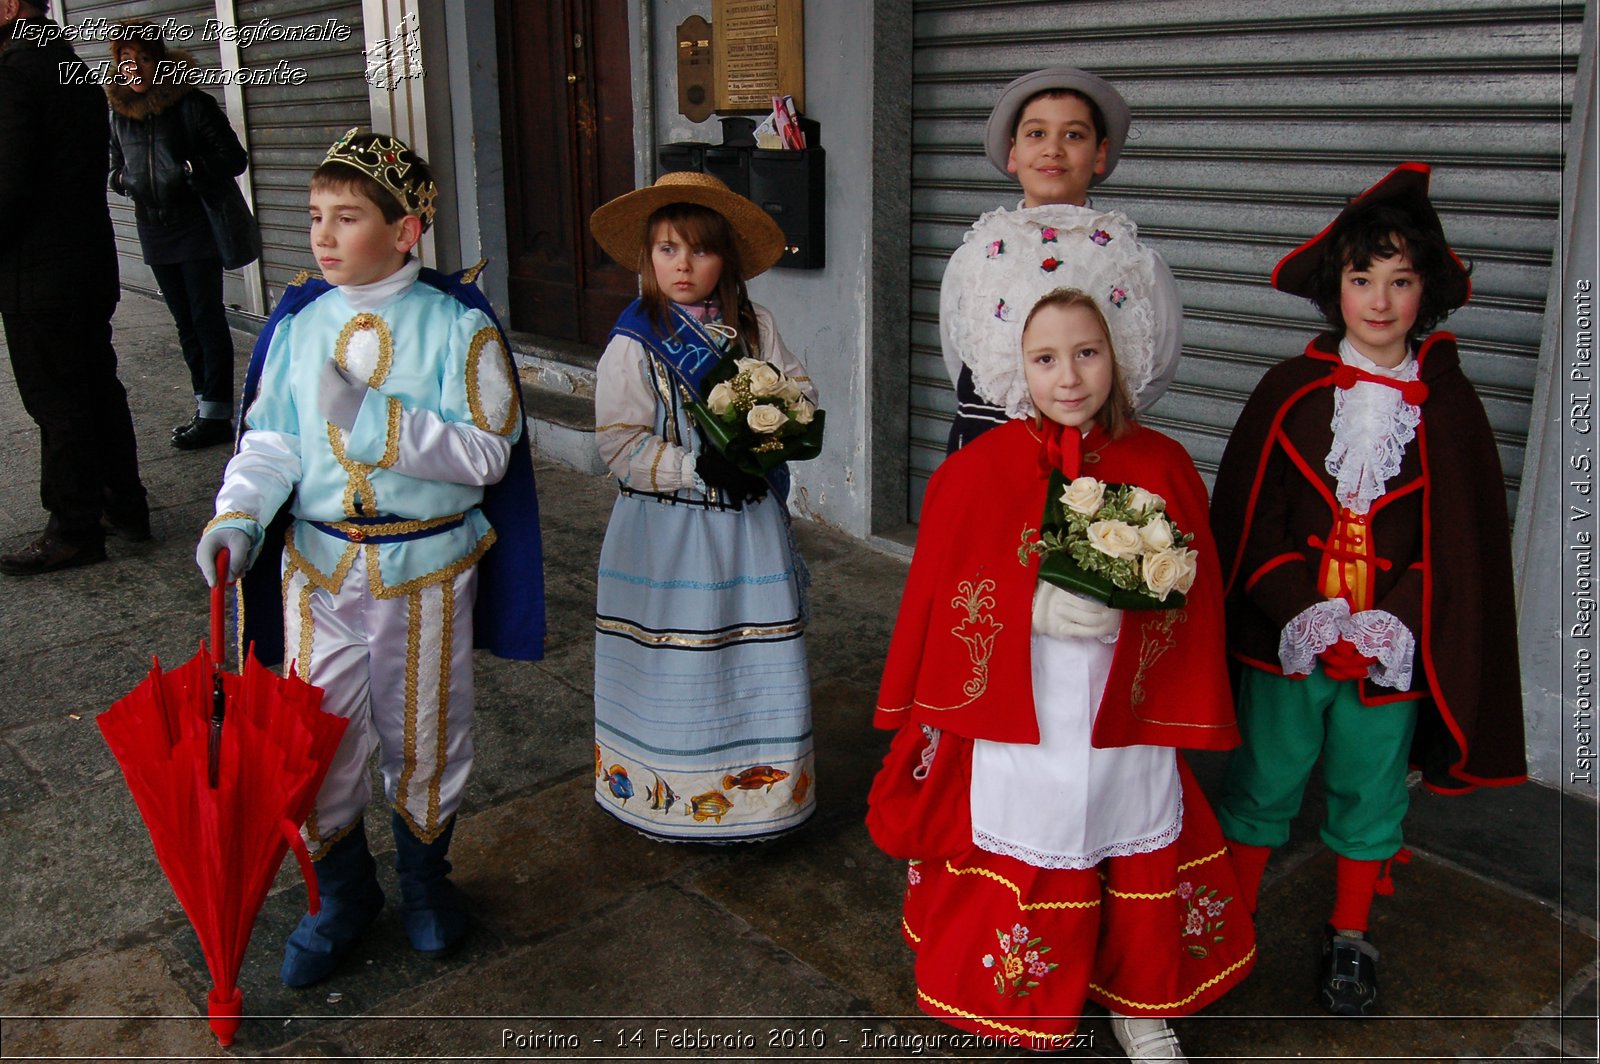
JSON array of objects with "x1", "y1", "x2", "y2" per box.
[
  {"x1": 232, "y1": 0, "x2": 368, "y2": 303},
  {"x1": 909, "y1": 0, "x2": 1584, "y2": 522},
  {"x1": 63, "y1": 1, "x2": 234, "y2": 304}
]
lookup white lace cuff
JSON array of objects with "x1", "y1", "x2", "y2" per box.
[
  {"x1": 1279, "y1": 598, "x2": 1352, "y2": 676},
  {"x1": 681, "y1": 452, "x2": 705, "y2": 494},
  {"x1": 1348, "y1": 609, "x2": 1415, "y2": 690}
]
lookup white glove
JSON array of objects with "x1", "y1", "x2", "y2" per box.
[
  {"x1": 195, "y1": 526, "x2": 252, "y2": 588},
  {"x1": 318, "y1": 359, "x2": 368, "y2": 431},
  {"x1": 1032, "y1": 582, "x2": 1122, "y2": 640}
]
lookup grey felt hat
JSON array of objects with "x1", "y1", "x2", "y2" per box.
[{"x1": 983, "y1": 67, "x2": 1131, "y2": 185}]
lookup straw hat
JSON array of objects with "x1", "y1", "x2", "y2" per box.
[
  {"x1": 1272, "y1": 162, "x2": 1470, "y2": 309},
  {"x1": 589, "y1": 172, "x2": 786, "y2": 279},
  {"x1": 984, "y1": 67, "x2": 1131, "y2": 185}
]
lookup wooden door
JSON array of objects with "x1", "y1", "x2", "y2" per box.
[{"x1": 496, "y1": 0, "x2": 637, "y2": 345}]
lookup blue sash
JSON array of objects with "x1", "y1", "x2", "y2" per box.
[{"x1": 608, "y1": 299, "x2": 729, "y2": 399}]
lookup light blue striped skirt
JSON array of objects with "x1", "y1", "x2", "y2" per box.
[{"x1": 593, "y1": 491, "x2": 815, "y2": 840}]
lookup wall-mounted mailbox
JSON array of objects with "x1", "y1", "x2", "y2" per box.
[
  {"x1": 703, "y1": 146, "x2": 750, "y2": 198},
  {"x1": 658, "y1": 142, "x2": 709, "y2": 175},
  {"x1": 750, "y1": 147, "x2": 824, "y2": 270},
  {"x1": 658, "y1": 120, "x2": 824, "y2": 271}
]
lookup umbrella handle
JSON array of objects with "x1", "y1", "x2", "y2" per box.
[
  {"x1": 210, "y1": 548, "x2": 228, "y2": 669},
  {"x1": 280, "y1": 819, "x2": 321, "y2": 916}
]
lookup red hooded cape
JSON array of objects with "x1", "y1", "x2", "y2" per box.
[{"x1": 876, "y1": 418, "x2": 1237, "y2": 751}]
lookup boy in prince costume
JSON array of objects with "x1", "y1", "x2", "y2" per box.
[{"x1": 196, "y1": 129, "x2": 544, "y2": 985}]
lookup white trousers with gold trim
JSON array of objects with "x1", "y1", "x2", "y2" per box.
[{"x1": 283, "y1": 553, "x2": 477, "y2": 855}]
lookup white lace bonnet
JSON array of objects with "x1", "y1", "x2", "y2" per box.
[{"x1": 946, "y1": 202, "x2": 1174, "y2": 419}]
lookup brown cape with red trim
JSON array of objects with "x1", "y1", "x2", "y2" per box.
[
  {"x1": 875, "y1": 418, "x2": 1238, "y2": 750},
  {"x1": 1209, "y1": 331, "x2": 1526, "y2": 790}
]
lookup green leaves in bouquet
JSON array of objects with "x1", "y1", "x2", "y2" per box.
[
  {"x1": 1018, "y1": 471, "x2": 1193, "y2": 611},
  {"x1": 686, "y1": 349, "x2": 825, "y2": 477}
]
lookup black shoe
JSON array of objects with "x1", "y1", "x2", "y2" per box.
[
  {"x1": 172, "y1": 417, "x2": 233, "y2": 450},
  {"x1": 1320, "y1": 926, "x2": 1379, "y2": 1016},
  {"x1": 0, "y1": 534, "x2": 107, "y2": 576},
  {"x1": 171, "y1": 414, "x2": 201, "y2": 439}
]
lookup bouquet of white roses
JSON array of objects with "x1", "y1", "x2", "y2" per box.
[
  {"x1": 1019, "y1": 472, "x2": 1198, "y2": 610},
  {"x1": 689, "y1": 352, "x2": 825, "y2": 476}
]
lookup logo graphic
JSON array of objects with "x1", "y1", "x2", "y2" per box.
[{"x1": 364, "y1": 12, "x2": 423, "y2": 88}]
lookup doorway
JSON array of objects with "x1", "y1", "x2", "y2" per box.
[{"x1": 496, "y1": 0, "x2": 638, "y2": 345}]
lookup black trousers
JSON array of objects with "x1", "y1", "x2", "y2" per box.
[
  {"x1": 3, "y1": 304, "x2": 146, "y2": 545},
  {"x1": 150, "y1": 257, "x2": 234, "y2": 417},
  {"x1": 944, "y1": 363, "x2": 1009, "y2": 455}
]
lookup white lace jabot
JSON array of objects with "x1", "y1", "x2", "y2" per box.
[
  {"x1": 1277, "y1": 346, "x2": 1424, "y2": 691},
  {"x1": 1325, "y1": 338, "x2": 1420, "y2": 515}
]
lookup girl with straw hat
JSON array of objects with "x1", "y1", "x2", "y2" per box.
[{"x1": 586, "y1": 172, "x2": 818, "y2": 841}]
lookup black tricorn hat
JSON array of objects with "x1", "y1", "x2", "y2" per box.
[{"x1": 1272, "y1": 161, "x2": 1470, "y2": 309}]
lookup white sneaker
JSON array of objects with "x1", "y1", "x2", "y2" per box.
[{"x1": 1110, "y1": 1013, "x2": 1189, "y2": 1063}]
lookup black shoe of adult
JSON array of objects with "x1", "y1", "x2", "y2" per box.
[
  {"x1": 0, "y1": 534, "x2": 107, "y2": 576},
  {"x1": 1319, "y1": 926, "x2": 1379, "y2": 1016},
  {"x1": 171, "y1": 414, "x2": 201, "y2": 439},
  {"x1": 172, "y1": 417, "x2": 234, "y2": 450}
]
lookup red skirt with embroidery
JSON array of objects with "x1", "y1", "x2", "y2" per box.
[{"x1": 901, "y1": 757, "x2": 1256, "y2": 1042}]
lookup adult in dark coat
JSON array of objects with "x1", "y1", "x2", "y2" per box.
[
  {"x1": 0, "y1": 0, "x2": 148, "y2": 575},
  {"x1": 108, "y1": 22, "x2": 249, "y2": 450}
]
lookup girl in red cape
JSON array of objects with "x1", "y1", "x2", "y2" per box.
[
  {"x1": 1209, "y1": 163, "x2": 1526, "y2": 1018},
  {"x1": 869, "y1": 289, "x2": 1254, "y2": 1062}
]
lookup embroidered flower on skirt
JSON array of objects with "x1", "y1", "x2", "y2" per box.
[
  {"x1": 1179, "y1": 880, "x2": 1233, "y2": 959},
  {"x1": 1091, "y1": 229, "x2": 1113, "y2": 246},
  {"x1": 983, "y1": 924, "x2": 1059, "y2": 997},
  {"x1": 1041, "y1": 257, "x2": 1062, "y2": 273},
  {"x1": 1109, "y1": 286, "x2": 1128, "y2": 307},
  {"x1": 987, "y1": 240, "x2": 1005, "y2": 258}
]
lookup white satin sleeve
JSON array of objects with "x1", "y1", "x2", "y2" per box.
[
  {"x1": 341, "y1": 308, "x2": 517, "y2": 487},
  {"x1": 211, "y1": 429, "x2": 302, "y2": 559},
  {"x1": 346, "y1": 396, "x2": 513, "y2": 487}
]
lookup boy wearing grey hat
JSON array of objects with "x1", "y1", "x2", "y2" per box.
[{"x1": 940, "y1": 67, "x2": 1183, "y2": 454}]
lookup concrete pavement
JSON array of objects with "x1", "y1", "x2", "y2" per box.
[{"x1": 0, "y1": 292, "x2": 1594, "y2": 1062}]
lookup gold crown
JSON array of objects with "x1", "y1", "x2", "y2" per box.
[{"x1": 322, "y1": 128, "x2": 437, "y2": 231}]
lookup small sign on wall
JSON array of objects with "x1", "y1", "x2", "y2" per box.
[
  {"x1": 676, "y1": 15, "x2": 715, "y2": 122},
  {"x1": 712, "y1": 0, "x2": 803, "y2": 114}
]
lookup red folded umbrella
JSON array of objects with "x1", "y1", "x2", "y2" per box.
[{"x1": 97, "y1": 551, "x2": 347, "y2": 1045}]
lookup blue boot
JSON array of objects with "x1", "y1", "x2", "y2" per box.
[
  {"x1": 279, "y1": 821, "x2": 384, "y2": 988},
  {"x1": 392, "y1": 811, "x2": 467, "y2": 955}
]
